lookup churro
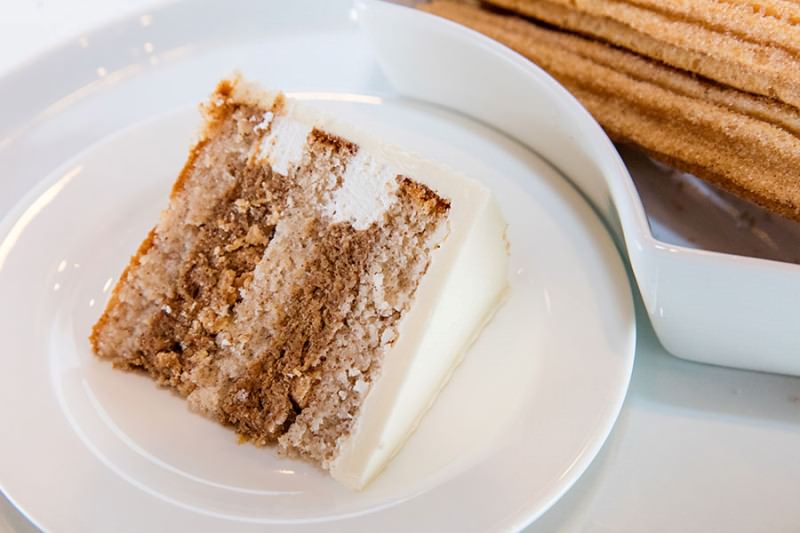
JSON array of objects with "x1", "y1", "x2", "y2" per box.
[
  {"x1": 423, "y1": 1, "x2": 800, "y2": 219},
  {"x1": 482, "y1": 0, "x2": 800, "y2": 109}
]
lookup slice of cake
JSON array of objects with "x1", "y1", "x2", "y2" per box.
[{"x1": 90, "y1": 75, "x2": 508, "y2": 489}]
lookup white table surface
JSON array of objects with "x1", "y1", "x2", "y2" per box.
[{"x1": 2, "y1": 1, "x2": 799, "y2": 531}]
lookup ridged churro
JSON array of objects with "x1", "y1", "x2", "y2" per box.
[
  {"x1": 481, "y1": 0, "x2": 800, "y2": 109},
  {"x1": 422, "y1": 1, "x2": 800, "y2": 219}
]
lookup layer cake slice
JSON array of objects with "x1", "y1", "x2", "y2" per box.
[{"x1": 90, "y1": 75, "x2": 508, "y2": 489}]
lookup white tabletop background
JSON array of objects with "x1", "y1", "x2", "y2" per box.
[{"x1": 1, "y1": 1, "x2": 799, "y2": 532}]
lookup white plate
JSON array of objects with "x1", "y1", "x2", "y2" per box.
[{"x1": 0, "y1": 0, "x2": 635, "y2": 531}]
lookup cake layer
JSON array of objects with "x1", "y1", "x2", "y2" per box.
[{"x1": 91, "y1": 76, "x2": 508, "y2": 489}]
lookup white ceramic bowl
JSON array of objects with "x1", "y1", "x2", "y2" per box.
[{"x1": 359, "y1": 0, "x2": 800, "y2": 376}]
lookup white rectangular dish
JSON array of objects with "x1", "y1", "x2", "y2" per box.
[{"x1": 360, "y1": 0, "x2": 800, "y2": 376}]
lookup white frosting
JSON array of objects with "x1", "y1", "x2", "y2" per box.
[
  {"x1": 254, "y1": 111, "x2": 273, "y2": 132},
  {"x1": 258, "y1": 114, "x2": 311, "y2": 176},
  {"x1": 257, "y1": 107, "x2": 400, "y2": 229},
  {"x1": 324, "y1": 149, "x2": 398, "y2": 230},
  {"x1": 330, "y1": 188, "x2": 508, "y2": 489}
]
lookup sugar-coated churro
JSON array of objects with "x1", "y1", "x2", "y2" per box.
[
  {"x1": 482, "y1": 0, "x2": 800, "y2": 109},
  {"x1": 422, "y1": 1, "x2": 800, "y2": 219},
  {"x1": 623, "y1": 0, "x2": 800, "y2": 55}
]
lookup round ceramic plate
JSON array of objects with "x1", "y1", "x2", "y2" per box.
[{"x1": 0, "y1": 1, "x2": 635, "y2": 531}]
